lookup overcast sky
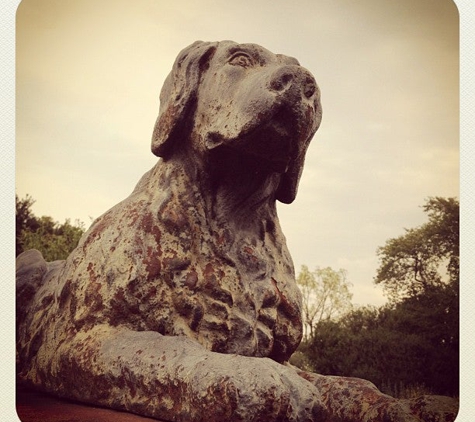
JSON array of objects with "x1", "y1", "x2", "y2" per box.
[{"x1": 15, "y1": 0, "x2": 460, "y2": 307}]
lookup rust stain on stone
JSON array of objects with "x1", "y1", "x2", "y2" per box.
[{"x1": 143, "y1": 246, "x2": 162, "y2": 279}]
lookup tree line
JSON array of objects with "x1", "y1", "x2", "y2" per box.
[
  {"x1": 16, "y1": 194, "x2": 85, "y2": 261},
  {"x1": 291, "y1": 197, "x2": 459, "y2": 398},
  {"x1": 16, "y1": 195, "x2": 459, "y2": 397}
]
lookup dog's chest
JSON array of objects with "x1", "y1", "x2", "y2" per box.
[
  {"x1": 61, "y1": 163, "x2": 303, "y2": 362},
  {"x1": 139, "y1": 218, "x2": 302, "y2": 361}
]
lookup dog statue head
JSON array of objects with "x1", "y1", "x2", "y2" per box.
[{"x1": 151, "y1": 40, "x2": 322, "y2": 204}]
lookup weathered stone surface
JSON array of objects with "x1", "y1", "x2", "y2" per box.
[
  {"x1": 296, "y1": 369, "x2": 458, "y2": 422},
  {"x1": 16, "y1": 40, "x2": 457, "y2": 422}
]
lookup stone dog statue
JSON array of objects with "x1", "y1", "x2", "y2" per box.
[{"x1": 17, "y1": 41, "x2": 457, "y2": 422}]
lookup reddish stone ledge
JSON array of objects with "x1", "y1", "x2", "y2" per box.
[{"x1": 16, "y1": 387, "x2": 166, "y2": 422}]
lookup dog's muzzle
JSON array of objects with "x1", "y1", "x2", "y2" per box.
[{"x1": 240, "y1": 64, "x2": 320, "y2": 170}]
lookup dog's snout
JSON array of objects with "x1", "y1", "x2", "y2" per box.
[{"x1": 269, "y1": 66, "x2": 317, "y2": 100}]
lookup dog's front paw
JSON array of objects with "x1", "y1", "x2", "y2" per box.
[
  {"x1": 187, "y1": 354, "x2": 327, "y2": 422},
  {"x1": 293, "y1": 370, "x2": 458, "y2": 422}
]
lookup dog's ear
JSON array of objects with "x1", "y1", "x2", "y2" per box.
[
  {"x1": 276, "y1": 104, "x2": 322, "y2": 204},
  {"x1": 151, "y1": 41, "x2": 218, "y2": 158}
]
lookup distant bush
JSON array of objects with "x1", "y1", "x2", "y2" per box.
[
  {"x1": 16, "y1": 194, "x2": 85, "y2": 261},
  {"x1": 292, "y1": 198, "x2": 459, "y2": 398}
]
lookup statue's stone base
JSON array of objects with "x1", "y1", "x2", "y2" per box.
[{"x1": 16, "y1": 387, "x2": 165, "y2": 422}]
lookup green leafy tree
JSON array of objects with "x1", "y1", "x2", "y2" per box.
[
  {"x1": 293, "y1": 197, "x2": 459, "y2": 397},
  {"x1": 300, "y1": 299, "x2": 458, "y2": 397},
  {"x1": 15, "y1": 194, "x2": 39, "y2": 256},
  {"x1": 375, "y1": 197, "x2": 459, "y2": 301},
  {"x1": 297, "y1": 265, "x2": 353, "y2": 338},
  {"x1": 16, "y1": 194, "x2": 85, "y2": 261}
]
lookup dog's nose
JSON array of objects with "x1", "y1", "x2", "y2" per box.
[{"x1": 269, "y1": 66, "x2": 317, "y2": 100}]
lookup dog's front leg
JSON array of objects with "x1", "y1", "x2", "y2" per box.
[
  {"x1": 52, "y1": 325, "x2": 327, "y2": 422},
  {"x1": 292, "y1": 368, "x2": 458, "y2": 422}
]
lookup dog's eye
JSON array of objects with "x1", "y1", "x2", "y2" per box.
[{"x1": 229, "y1": 53, "x2": 254, "y2": 68}]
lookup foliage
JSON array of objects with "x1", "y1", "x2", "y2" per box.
[
  {"x1": 292, "y1": 197, "x2": 459, "y2": 398},
  {"x1": 16, "y1": 194, "x2": 85, "y2": 261},
  {"x1": 375, "y1": 197, "x2": 459, "y2": 301},
  {"x1": 15, "y1": 194, "x2": 39, "y2": 256},
  {"x1": 296, "y1": 288, "x2": 458, "y2": 397},
  {"x1": 297, "y1": 265, "x2": 353, "y2": 338},
  {"x1": 288, "y1": 350, "x2": 314, "y2": 372}
]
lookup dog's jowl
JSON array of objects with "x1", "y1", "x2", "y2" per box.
[{"x1": 16, "y1": 41, "x2": 457, "y2": 422}]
